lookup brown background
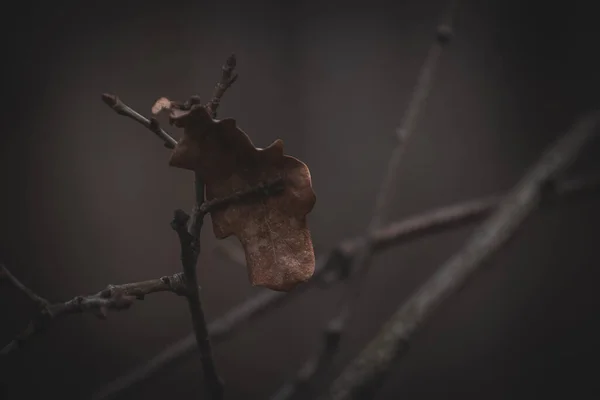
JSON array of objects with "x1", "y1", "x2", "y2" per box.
[{"x1": 1, "y1": 0, "x2": 600, "y2": 399}]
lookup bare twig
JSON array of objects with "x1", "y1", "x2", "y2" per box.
[
  {"x1": 1, "y1": 169, "x2": 287, "y2": 357},
  {"x1": 87, "y1": 170, "x2": 600, "y2": 400},
  {"x1": 206, "y1": 54, "x2": 239, "y2": 118},
  {"x1": 200, "y1": 177, "x2": 285, "y2": 215},
  {"x1": 272, "y1": 3, "x2": 460, "y2": 399},
  {"x1": 101, "y1": 93, "x2": 178, "y2": 149},
  {"x1": 0, "y1": 265, "x2": 189, "y2": 356},
  {"x1": 0, "y1": 264, "x2": 49, "y2": 309},
  {"x1": 98, "y1": 55, "x2": 240, "y2": 400},
  {"x1": 319, "y1": 110, "x2": 600, "y2": 400},
  {"x1": 172, "y1": 179, "x2": 224, "y2": 400},
  {"x1": 168, "y1": 55, "x2": 239, "y2": 400},
  {"x1": 335, "y1": 171, "x2": 600, "y2": 263}
]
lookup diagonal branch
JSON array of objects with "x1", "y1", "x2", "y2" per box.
[
  {"x1": 334, "y1": 171, "x2": 600, "y2": 268},
  {"x1": 0, "y1": 170, "x2": 283, "y2": 359},
  {"x1": 0, "y1": 264, "x2": 49, "y2": 309},
  {"x1": 163, "y1": 54, "x2": 240, "y2": 400},
  {"x1": 319, "y1": 110, "x2": 600, "y2": 400},
  {"x1": 272, "y1": 3, "x2": 461, "y2": 399},
  {"x1": 87, "y1": 170, "x2": 600, "y2": 400},
  {"x1": 101, "y1": 94, "x2": 178, "y2": 149},
  {"x1": 101, "y1": 56, "x2": 239, "y2": 151},
  {"x1": 0, "y1": 265, "x2": 189, "y2": 356},
  {"x1": 213, "y1": 239, "x2": 248, "y2": 266}
]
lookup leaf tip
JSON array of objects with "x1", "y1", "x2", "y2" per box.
[{"x1": 152, "y1": 97, "x2": 172, "y2": 116}]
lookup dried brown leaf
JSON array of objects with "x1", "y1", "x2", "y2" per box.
[
  {"x1": 152, "y1": 97, "x2": 173, "y2": 116},
  {"x1": 166, "y1": 104, "x2": 316, "y2": 292}
]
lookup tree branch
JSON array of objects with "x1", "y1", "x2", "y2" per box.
[
  {"x1": 206, "y1": 54, "x2": 238, "y2": 118},
  {"x1": 87, "y1": 169, "x2": 600, "y2": 400},
  {"x1": 0, "y1": 264, "x2": 49, "y2": 309},
  {"x1": 0, "y1": 166, "x2": 283, "y2": 360},
  {"x1": 272, "y1": 3, "x2": 460, "y2": 399},
  {"x1": 96, "y1": 55, "x2": 241, "y2": 400},
  {"x1": 171, "y1": 176, "x2": 224, "y2": 400},
  {"x1": 335, "y1": 171, "x2": 600, "y2": 268},
  {"x1": 101, "y1": 93, "x2": 178, "y2": 149},
  {"x1": 319, "y1": 109, "x2": 600, "y2": 400},
  {"x1": 171, "y1": 170, "x2": 282, "y2": 400},
  {"x1": 0, "y1": 265, "x2": 189, "y2": 356}
]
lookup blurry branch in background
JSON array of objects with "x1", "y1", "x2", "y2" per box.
[
  {"x1": 205, "y1": 53, "x2": 239, "y2": 118},
  {"x1": 87, "y1": 168, "x2": 600, "y2": 400},
  {"x1": 5, "y1": 161, "x2": 596, "y2": 361},
  {"x1": 2, "y1": 34, "x2": 599, "y2": 400},
  {"x1": 271, "y1": 2, "x2": 459, "y2": 399},
  {"x1": 214, "y1": 239, "x2": 248, "y2": 266},
  {"x1": 0, "y1": 266, "x2": 190, "y2": 355},
  {"x1": 318, "y1": 110, "x2": 600, "y2": 400},
  {"x1": 101, "y1": 94, "x2": 178, "y2": 149}
]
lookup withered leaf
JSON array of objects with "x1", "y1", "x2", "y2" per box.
[
  {"x1": 152, "y1": 97, "x2": 172, "y2": 115},
  {"x1": 159, "y1": 101, "x2": 316, "y2": 292}
]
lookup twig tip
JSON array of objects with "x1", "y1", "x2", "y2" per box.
[
  {"x1": 227, "y1": 53, "x2": 237, "y2": 67},
  {"x1": 101, "y1": 93, "x2": 118, "y2": 107}
]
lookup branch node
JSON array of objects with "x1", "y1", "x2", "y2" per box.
[{"x1": 171, "y1": 209, "x2": 191, "y2": 232}]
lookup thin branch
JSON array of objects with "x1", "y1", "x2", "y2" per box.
[
  {"x1": 274, "y1": 3, "x2": 460, "y2": 399},
  {"x1": 0, "y1": 267, "x2": 189, "y2": 356},
  {"x1": 87, "y1": 170, "x2": 600, "y2": 400},
  {"x1": 200, "y1": 177, "x2": 285, "y2": 215},
  {"x1": 167, "y1": 54, "x2": 241, "y2": 400},
  {"x1": 87, "y1": 252, "x2": 335, "y2": 400},
  {"x1": 101, "y1": 93, "x2": 178, "y2": 149},
  {"x1": 0, "y1": 264, "x2": 49, "y2": 309},
  {"x1": 97, "y1": 55, "x2": 241, "y2": 400},
  {"x1": 335, "y1": 171, "x2": 600, "y2": 264},
  {"x1": 206, "y1": 54, "x2": 239, "y2": 118},
  {"x1": 172, "y1": 198, "x2": 224, "y2": 400},
  {"x1": 319, "y1": 110, "x2": 600, "y2": 400},
  {"x1": 0, "y1": 170, "x2": 283, "y2": 360}
]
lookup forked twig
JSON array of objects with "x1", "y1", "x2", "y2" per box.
[
  {"x1": 172, "y1": 180, "x2": 224, "y2": 400},
  {"x1": 319, "y1": 110, "x2": 600, "y2": 400},
  {"x1": 4, "y1": 45, "x2": 596, "y2": 400},
  {"x1": 99, "y1": 55, "x2": 240, "y2": 400},
  {"x1": 0, "y1": 265, "x2": 189, "y2": 355},
  {"x1": 0, "y1": 163, "x2": 284, "y2": 362}
]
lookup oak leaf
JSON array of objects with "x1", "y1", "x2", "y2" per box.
[{"x1": 154, "y1": 99, "x2": 316, "y2": 292}]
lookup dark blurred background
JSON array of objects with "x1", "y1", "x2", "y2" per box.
[{"x1": 1, "y1": 0, "x2": 600, "y2": 399}]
